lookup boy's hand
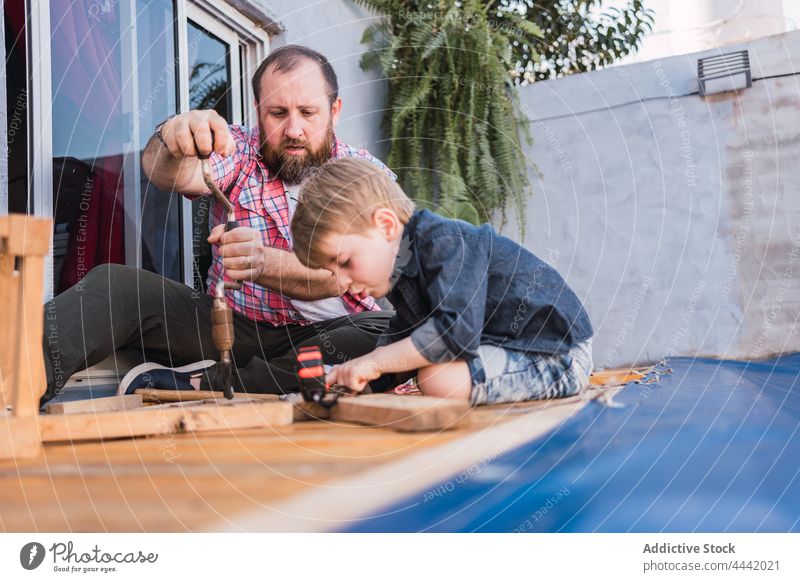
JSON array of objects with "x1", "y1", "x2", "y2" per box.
[{"x1": 326, "y1": 357, "x2": 381, "y2": 393}]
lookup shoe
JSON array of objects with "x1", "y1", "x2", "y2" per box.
[{"x1": 117, "y1": 360, "x2": 217, "y2": 396}]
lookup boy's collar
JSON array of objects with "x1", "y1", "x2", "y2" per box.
[{"x1": 389, "y1": 211, "x2": 421, "y2": 287}]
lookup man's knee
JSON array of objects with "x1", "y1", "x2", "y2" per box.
[
  {"x1": 83, "y1": 263, "x2": 140, "y2": 289},
  {"x1": 81, "y1": 263, "x2": 167, "y2": 313}
]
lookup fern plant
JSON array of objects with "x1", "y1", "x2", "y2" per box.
[
  {"x1": 354, "y1": 0, "x2": 653, "y2": 226},
  {"x1": 356, "y1": 0, "x2": 537, "y2": 225}
]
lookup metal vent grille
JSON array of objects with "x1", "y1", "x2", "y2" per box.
[{"x1": 697, "y1": 50, "x2": 752, "y2": 96}]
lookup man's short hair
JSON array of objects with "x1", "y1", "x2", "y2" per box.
[
  {"x1": 252, "y1": 44, "x2": 339, "y2": 106},
  {"x1": 292, "y1": 158, "x2": 416, "y2": 269}
]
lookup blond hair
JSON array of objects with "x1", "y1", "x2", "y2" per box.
[{"x1": 292, "y1": 158, "x2": 415, "y2": 268}]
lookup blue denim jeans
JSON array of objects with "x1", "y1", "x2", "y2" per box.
[{"x1": 468, "y1": 339, "x2": 593, "y2": 406}]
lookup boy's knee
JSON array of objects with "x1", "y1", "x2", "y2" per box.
[{"x1": 416, "y1": 360, "x2": 472, "y2": 401}]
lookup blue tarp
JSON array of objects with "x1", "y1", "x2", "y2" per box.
[{"x1": 345, "y1": 354, "x2": 800, "y2": 532}]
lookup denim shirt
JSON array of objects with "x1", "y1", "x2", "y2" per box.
[{"x1": 378, "y1": 209, "x2": 593, "y2": 369}]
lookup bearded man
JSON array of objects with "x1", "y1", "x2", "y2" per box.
[{"x1": 41, "y1": 45, "x2": 394, "y2": 402}]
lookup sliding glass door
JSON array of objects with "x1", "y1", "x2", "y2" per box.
[
  {"x1": 49, "y1": 0, "x2": 180, "y2": 292},
  {"x1": 9, "y1": 0, "x2": 269, "y2": 299}
]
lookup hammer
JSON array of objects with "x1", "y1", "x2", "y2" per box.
[{"x1": 295, "y1": 346, "x2": 341, "y2": 408}]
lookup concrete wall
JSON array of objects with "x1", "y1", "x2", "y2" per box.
[
  {"x1": 613, "y1": 0, "x2": 792, "y2": 64},
  {"x1": 503, "y1": 30, "x2": 800, "y2": 368},
  {"x1": 264, "y1": 0, "x2": 389, "y2": 159}
]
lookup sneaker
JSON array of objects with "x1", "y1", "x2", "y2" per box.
[{"x1": 117, "y1": 360, "x2": 217, "y2": 396}]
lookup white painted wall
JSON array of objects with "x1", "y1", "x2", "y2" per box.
[
  {"x1": 503, "y1": 29, "x2": 800, "y2": 368},
  {"x1": 611, "y1": 0, "x2": 792, "y2": 64},
  {"x1": 262, "y1": 0, "x2": 389, "y2": 159}
]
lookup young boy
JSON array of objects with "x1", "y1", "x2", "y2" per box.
[{"x1": 291, "y1": 158, "x2": 594, "y2": 405}]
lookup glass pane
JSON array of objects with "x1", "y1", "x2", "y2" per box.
[
  {"x1": 187, "y1": 21, "x2": 232, "y2": 120},
  {"x1": 4, "y1": 0, "x2": 29, "y2": 214},
  {"x1": 187, "y1": 20, "x2": 232, "y2": 293},
  {"x1": 49, "y1": 0, "x2": 179, "y2": 294},
  {"x1": 137, "y1": 0, "x2": 181, "y2": 282},
  {"x1": 50, "y1": 0, "x2": 125, "y2": 292}
]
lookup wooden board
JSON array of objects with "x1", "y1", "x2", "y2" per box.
[
  {"x1": 0, "y1": 214, "x2": 52, "y2": 255},
  {"x1": 0, "y1": 253, "x2": 16, "y2": 410},
  {"x1": 291, "y1": 399, "x2": 331, "y2": 422},
  {"x1": 135, "y1": 388, "x2": 279, "y2": 404},
  {"x1": 0, "y1": 414, "x2": 41, "y2": 460},
  {"x1": 45, "y1": 394, "x2": 144, "y2": 415},
  {"x1": 0, "y1": 381, "x2": 635, "y2": 532},
  {"x1": 219, "y1": 390, "x2": 601, "y2": 532},
  {"x1": 294, "y1": 394, "x2": 470, "y2": 432},
  {"x1": 38, "y1": 399, "x2": 293, "y2": 442},
  {"x1": 0, "y1": 419, "x2": 470, "y2": 532}
]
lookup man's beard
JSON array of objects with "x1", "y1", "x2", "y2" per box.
[{"x1": 261, "y1": 121, "x2": 334, "y2": 185}]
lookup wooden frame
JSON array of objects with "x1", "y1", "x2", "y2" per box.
[
  {"x1": 0, "y1": 215, "x2": 51, "y2": 459},
  {"x1": 0, "y1": 215, "x2": 293, "y2": 460}
]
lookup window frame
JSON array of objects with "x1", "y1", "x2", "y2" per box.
[{"x1": 179, "y1": 1, "x2": 269, "y2": 287}]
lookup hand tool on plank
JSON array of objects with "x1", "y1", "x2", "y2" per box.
[{"x1": 295, "y1": 346, "x2": 341, "y2": 409}]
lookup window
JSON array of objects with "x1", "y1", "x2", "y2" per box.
[
  {"x1": 185, "y1": 12, "x2": 237, "y2": 293},
  {"x1": 4, "y1": 0, "x2": 270, "y2": 300},
  {"x1": 49, "y1": 0, "x2": 179, "y2": 293}
]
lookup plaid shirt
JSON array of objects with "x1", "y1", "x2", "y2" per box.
[{"x1": 182, "y1": 125, "x2": 395, "y2": 326}]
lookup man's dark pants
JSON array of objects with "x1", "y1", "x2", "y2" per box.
[{"x1": 42, "y1": 264, "x2": 392, "y2": 402}]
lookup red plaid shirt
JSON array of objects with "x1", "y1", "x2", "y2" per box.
[{"x1": 182, "y1": 125, "x2": 395, "y2": 326}]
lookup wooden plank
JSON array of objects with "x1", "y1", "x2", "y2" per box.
[
  {"x1": 0, "y1": 254, "x2": 16, "y2": 410},
  {"x1": 217, "y1": 393, "x2": 594, "y2": 532},
  {"x1": 0, "y1": 415, "x2": 41, "y2": 460},
  {"x1": 291, "y1": 399, "x2": 332, "y2": 422},
  {"x1": 0, "y1": 386, "x2": 626, "y2": 532},
  {"x1": 2, "y1": 215, "x2": 52, "y2": 256},
  {"x1": 290, "y1": 394, "x2": 470, "y2": 431},
  {"x1": 13, "y1": 254, "x2": 47, "y2": 418},
  {"x1": 38, "y1": 400, "x2": 293, "y2": 442},
  {"x1": 135, "y1": 388, "x2": 280, "y2": 404},
  {"x1": 328, "y1": 394, "x2": 469, "y2": 432},
  {"x1": 45, "y1": 394, "x2": 144, "y2": 415}
]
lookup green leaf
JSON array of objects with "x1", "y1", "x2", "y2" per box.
[{"x1": 455, "y1": 201, "x2": 481, "y2": 225}]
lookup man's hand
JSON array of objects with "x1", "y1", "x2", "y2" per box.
[
  {"x1": 159, "y1": 110, "x2": 236, "y2": 159},
  {"x1": 208, "y1": 224, "x2": 265, "y2": 282},
  {"x1": 142, "y1": 109, "x2": 236, "y2": 194},
  {"x1": 326, "y1": 356, "x2": 382, "y2": 393},
  {"x1": 208, "y1": 224, "x2": 348, "y2": 299}
]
